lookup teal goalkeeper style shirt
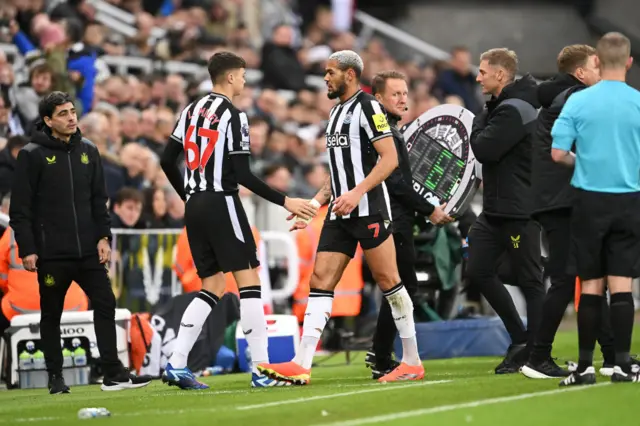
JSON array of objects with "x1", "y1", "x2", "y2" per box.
[{"x1": 551, "y1": 80, "x2": 640, "y2": 193}]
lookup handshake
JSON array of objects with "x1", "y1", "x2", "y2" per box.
[{"x1": 284, "y1": 197, "x2": 322, "y2": 232}]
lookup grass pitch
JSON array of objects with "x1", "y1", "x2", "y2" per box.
[{"x1": 1, "y1": 328, "x2": 638, "y2": 426}]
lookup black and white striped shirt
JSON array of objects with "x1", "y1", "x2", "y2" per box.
[
  {"x1": 171, "y1": 93, "x2": 250, "y2": 197},
  {"x1": 325, "y1": 90, "x2": 393, "y2": 220}
]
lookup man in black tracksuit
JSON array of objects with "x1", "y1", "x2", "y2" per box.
[
  {"x1": 468, "y1": 49, "x2": 544, "y2": 374},
  {"x1": 364, "y1": 71, "x2": 453, "y2": 378},
  {"x1": 522, "y1": 45, "x2": 625, "y2": 378},
  {"x1": 9, "y1": 92, "x2": 151, "y2": 394}
]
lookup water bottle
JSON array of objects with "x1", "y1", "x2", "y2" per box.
[
  {"x1": 18, "y1": 350, "x2": 33, "y2": 371},
  {"x1": 77, "y1": 408, "x2": 111, "y2": 419},
  {"x1": 62, "y1": 348, "x2": 74, "y2": 368},
  {"x1": 32, "y1": 350, "x2": 46, "y2": 370},
  {"x1": 72, "y1": 347, "x2": 87, "y2": 367},
  {"x1": 202, "y1": 366, "x2": 225, "y2": 376}
]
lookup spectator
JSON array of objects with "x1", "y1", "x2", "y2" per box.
[
  {"x1": 0, "y1": 135, "x2": 28, "y2": 198},
  {"x1": 142, "y1": 187, "x2": 181, "y2": 229},
  {"x1": 120, "y1": 107, "x2": 142, "y2": 143},
  {"x1": 294, "y1": 162, "x2": 329, "y2": 198},
  {"x1": 138, "y1": 108, "x2": 158, "y2": 148},
  {"x1": 260, "y1": 24, "x2": 306, "y2": 91},
  {"x1": 12, "y1": 63, "x2": 54, "y2": 129},
  {"x1": 148, "y1": 107, "x2": 175, "y2": 157},
  {"x1": 432, "y1": 46, "x2": 483, "y2": 113},
  {"x1": 111, "y1": 187, "x2": 144, "y2": 229},
  {"x1": 78, "y1": 112, "x2": 125, "y2": 200},
  {"x1": 119, "y1": 143, "x2": 146, "y2": 189}
]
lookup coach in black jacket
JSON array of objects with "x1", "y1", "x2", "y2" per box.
[
  {"x1": 467, "y1": 49, "x2": 544, "y2": 374},
  {"x1": 522, "y1": 45, "x2": 620, "y2": 379},
  {"x1": 364, "y1": 71, "x2": 452, "y2": 379},
  {"x1": 9, "y1": 92, "x2": 150, "y2": 394}
]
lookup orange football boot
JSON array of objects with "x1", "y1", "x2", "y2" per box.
[
  {"x1": 257, "y1": 361, "x2": 311, "y2": 385},
  {"x1": 378, "y1": 362, "x2": 425, "y2": 383}
]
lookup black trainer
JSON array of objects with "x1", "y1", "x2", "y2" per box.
[
  {"x1": 559, "y1": 366, "x2": 597, "y2": 387},
  {"x1": 365, "y1": 351, "x2": 400, "y2": 380},
  {"x1": 495, "y1": 344, "x2": 528, "y2": 374},
  {"x1": 101, "y1": 368, "x2": 153, "y2": 391},
  {"x1": 611, "y1": 364, "x2": 640, "y2": 383},
  {"x1": 48, "y1": 374, "x2": 70, "y2": 394},
  {"x1": 521, "y1": 358, "x2": 570, "y2": 379}
]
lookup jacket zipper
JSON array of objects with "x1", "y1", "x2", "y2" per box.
[{"x1": 67, "y1": 153, "x2": 83, "y2": 257}]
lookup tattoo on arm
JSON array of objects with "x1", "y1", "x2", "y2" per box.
[
  {"x1": 314, "y1": 176, "x2": 332, "y2": 205},
  {"x1": 321, "y1": 176, "x2": 331, "y2": 200}
]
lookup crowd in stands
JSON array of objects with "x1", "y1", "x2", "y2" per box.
[{"x1": 0, "y1": 0, "x2": 483, "y2": 311}]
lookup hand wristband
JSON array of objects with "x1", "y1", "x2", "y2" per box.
[{"x1": 298, "y1": 199, "x2": 322, "y2": 224}]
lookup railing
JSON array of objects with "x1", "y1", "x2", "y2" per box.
[{"x1": 109, "y1": 228, "x2": 299, "y2": 312}]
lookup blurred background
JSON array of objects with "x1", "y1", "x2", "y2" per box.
[{"x1": 0, "y1": 0, "x2": 638, "y2": 347}]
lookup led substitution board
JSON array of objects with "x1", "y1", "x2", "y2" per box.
[{"x1": 402, "y1": 104, "x2": 480, "y2": 220}]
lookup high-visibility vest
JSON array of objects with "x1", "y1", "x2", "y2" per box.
[
  {"x1": 292, "y1": 205, "x2": 364, "y2": 323},
  {"x1": 173, "y1": 226, "x2": 272, "y2": 312},
  {"x1": 0, "y1": 228, "x2": 88, "y2": 320}
]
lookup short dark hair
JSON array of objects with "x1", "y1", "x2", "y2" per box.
[
  {"x1": 38, "y1": 91, "x2": 74, "y2": 121},
  {"x1": 113, "y1": 187, "x2": 144, "y2": 206},
  {"x1": 207, "y1": 52, "x2": 246, "y2": 84},
  {"x1": 372, "y1": 70, "x2": 408, "y2": 95},
  {"x1": 7, "y1": 135, "x2": 28, "y2": 152},
  {"x1": 557, "y1": 44, "x2": 596, "y2": 73}
]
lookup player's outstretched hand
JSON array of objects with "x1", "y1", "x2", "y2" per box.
[
  {"x1": 429, "y1": 203, "x2": 454, "y2": 226},
  {"x1": 287, "y1": 216, "x2": 309, "y2": 232},
  {"x1": 284, "y1": 197, "x2": 318, "y2": 221},
  {"x1": 332, "y1": 189, "x2": 362, "y2": 217}
]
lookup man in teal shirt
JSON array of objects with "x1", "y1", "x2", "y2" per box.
[{"x1": 551, "y1": 32, "x2": 640, "y2": 386}]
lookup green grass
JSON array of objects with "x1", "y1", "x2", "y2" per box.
[{"x1": 0, "y1": 328, "x2": 638, "y2": 426}]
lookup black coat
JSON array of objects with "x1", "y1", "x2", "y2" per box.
[
  {"x1": 471, "y1": 74, "x2": 540, "y2": 218},
  {"x1": 9, "y1": 127, "x2": 111, "y2": 260},
  {"x1": 531, "y1": 73, "x2": 585, "y2": 215}
]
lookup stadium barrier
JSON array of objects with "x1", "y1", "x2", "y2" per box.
[{"x1": 109, "y1": 228, "x2": 298, "y2": 313}]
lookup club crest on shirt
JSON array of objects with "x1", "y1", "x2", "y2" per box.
[{"x1": 343, "y1": 111, "x2": 353, "y2": 124}]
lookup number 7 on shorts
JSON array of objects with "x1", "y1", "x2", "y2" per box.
[{"x1": 368, "y1": 223, "x2": 380, "y2": 238}]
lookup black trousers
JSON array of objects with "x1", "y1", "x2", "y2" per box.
[
  {"x1": 467, "y1": 213, "x2": 545, "y2": 347},
  {"x1": 37, "y1": 255, "x2": 121, "y2": 376},
  {"x1": 371, "y1": 228, "x2": 418, "y2": 362},
  {"x1": 532, "y1": 209, "x2": 614, "y2": 362}
]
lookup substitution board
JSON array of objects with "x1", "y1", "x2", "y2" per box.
[{"x1": 402, "y1": 104, "x2": 480, "y2": 220}]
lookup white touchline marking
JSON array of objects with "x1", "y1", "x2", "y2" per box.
[
  {"x1": 236, "y1": 380, "x2": 452, "y2": 411},
  {"x1": 313, "y1": 383, "x2": 612, "y2": 426},
  {"x1": 3, "y1": 381, "x2": 449, "y2": 423}
]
